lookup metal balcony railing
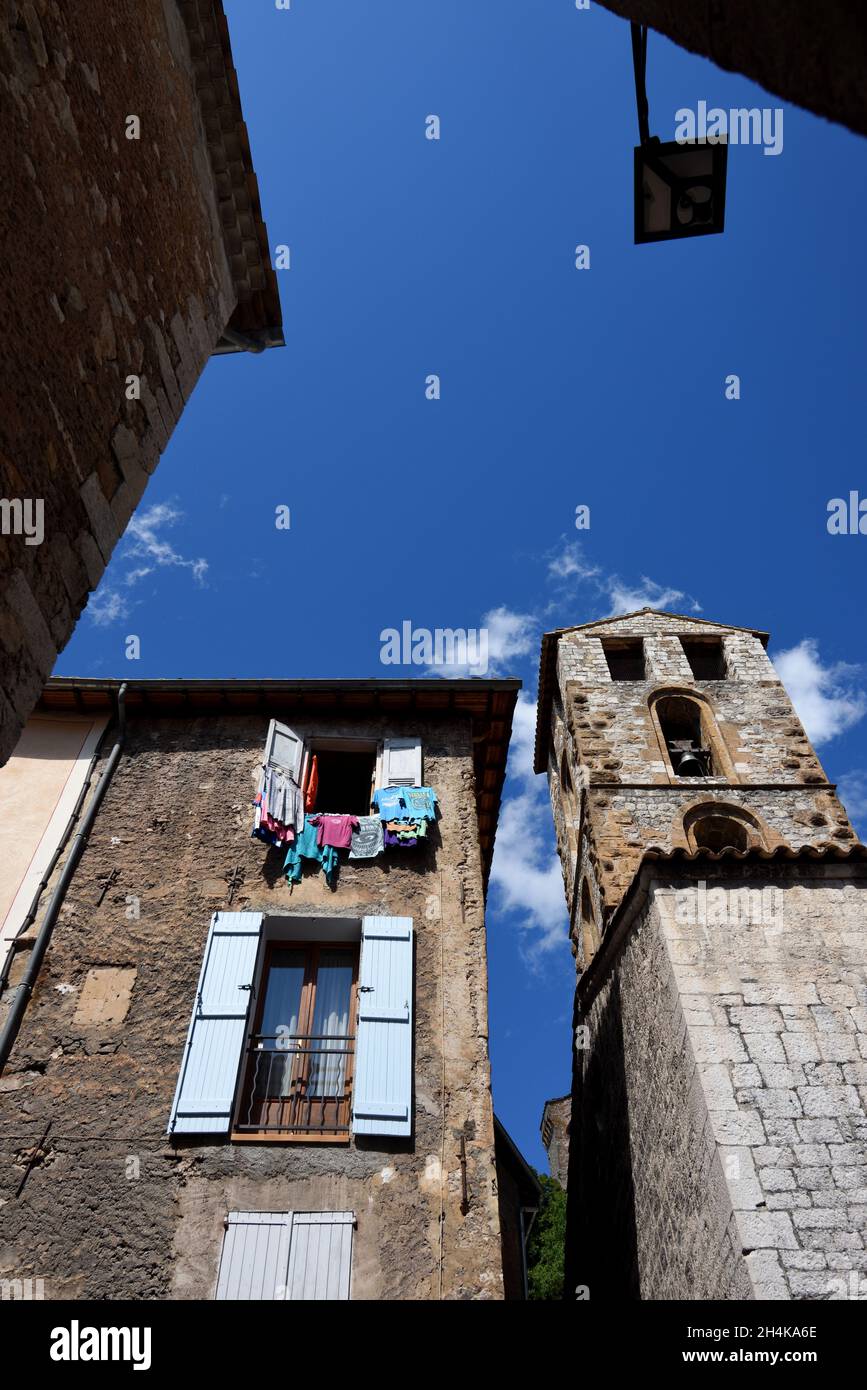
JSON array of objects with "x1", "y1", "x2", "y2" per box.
[{"x1": 235, "y1": 1032, "x2": 355, "y2": 1136}]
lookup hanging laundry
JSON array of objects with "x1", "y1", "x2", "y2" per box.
[
  {"x1": 372, "y1": 785, "x2": 409, "y2": 822},
  {"x1": 399, "y1": 785, "x2": 439, "y2": 823},
  {"x1": 283, "y1": 815, "x2": 339, "y2": 887},
  {"x1": 308, "y1": 812, "x2": 359, "y2": 850},
  {"x1": 252, "y1": 764, "x2": 304, "y2": 845},
  {"x1": 305, "y1": 754, "x2": 319, "y2": 812},
  {"x1": 349, "y1": 815, "x2": 384, "y2": 860},
  {"x1": 384, "y1": 824, "x2": 417, "y2": 847}
]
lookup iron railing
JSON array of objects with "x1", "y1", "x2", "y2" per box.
[{"x1": 235, "y1": 1032, "x2": 355, "y2": 1135}]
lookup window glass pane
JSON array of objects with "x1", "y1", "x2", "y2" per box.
[
  {"x1": 255, "y1": 948, "x2": 306, "y2": 1099},
  {"x1": 309, "y1": 951, "x2": 354, "y2": 1097}
]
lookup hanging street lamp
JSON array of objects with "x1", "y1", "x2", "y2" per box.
[{"x1": 631, "y1": 23, "x2": 728, "y2": 245}]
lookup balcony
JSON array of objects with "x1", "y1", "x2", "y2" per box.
[{"x1": 234, "y1": 1032, "x2": 355, "y2": 1140}]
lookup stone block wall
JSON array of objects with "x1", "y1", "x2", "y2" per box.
[
  {"x1": 0, "y1": 711, "x2": 504, "y2": 1300},
  {"x1": 568, "y1": 859, "x2": 867, "y2": 1300},
  {"x1": 0, "y1": 1, "x2": 239, "y2": 764}
]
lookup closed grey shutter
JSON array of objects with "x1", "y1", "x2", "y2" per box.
[
  {"x1": 263, "y1": 719, "x2": 304, "y2": 779},
  {"x1": 284, "y1": 1212, "x2": 354, "y2": 1301},
  {"x1": 167, "y1": 912, "x2": 263, "y2": 1135},
  {"x1": 216, "y1": 1212, "x2": 292, "y2": 1300}
]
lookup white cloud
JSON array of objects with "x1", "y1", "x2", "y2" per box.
[
  {"x1": 87, "y1": 589, "x2": 129, "y2": 627},
  {"x1": 545, "y1": 540, "x2": 700, "y2": 618},
  {"x1": 489, "y1": 693, "x2": 569, "y2": 955},
  {"x1": 606, "y1": 575, "x2": 701, "y2": 617},
  {"x1": 125, "y1": 503, "x2": 208, "y2": 585},
  {"x1": 422, "y1": 605, "x2": 537, "y2": 678},
  {"x1": 772, "y1": 640, "x2": 866, "y2": 746},
  {"x1": 86, "y1": 501, "x2": 208, "y2": 626}
]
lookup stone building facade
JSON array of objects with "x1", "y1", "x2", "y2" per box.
[
  {"x1": 0, "y1": 2, "x2": 283, "y2": 767},
  {"x1": 535, "y1": 609, "x2": 867, "y2": 1300},
  {"x1": 0, "y1": 676, "x2": 526, "y2": 1301},
  {"x1": 596, "y1": 1, "x2": 867, "y2": 138}
]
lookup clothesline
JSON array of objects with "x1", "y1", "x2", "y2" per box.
[{"x1": 252, "y1": 767, "x2": 440, "y2": 887}]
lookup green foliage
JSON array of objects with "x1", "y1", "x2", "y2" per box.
[{"x1": 526, "y1": 1172, "x2": 567, "y2": 1300}]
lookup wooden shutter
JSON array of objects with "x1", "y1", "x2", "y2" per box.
[
  {"x1": 381, "y1": 737, "x2": 422, "y2": 787},
  {"x1": 352, "y1": 917, "x2": 413, "y2": 1138},
  {"x1": 167, "y1": 912, "x2": 263, "y2": 1135},
  {"x1": 284, "y1": 1212, "x2": 354, "y2": 1301},
  {"x1": 264, "y1": 719, "x2": 304, "y2": 779},
  {"x1": 215, "y1": 1211, "x2": 292, "y2": 1300}
]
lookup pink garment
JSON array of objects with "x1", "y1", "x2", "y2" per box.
[
  {"x1": 309, "y1": 813, "x2": 359, "y2": 849},
  {"x1": 260, "y1": 811, "x2": 295, "y2": 844}
]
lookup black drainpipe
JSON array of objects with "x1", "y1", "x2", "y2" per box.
[{"x1": 0, "y1": 682, "x2": 128, "y2": 1073}]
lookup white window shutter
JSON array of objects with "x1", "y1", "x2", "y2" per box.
[
  {"x1": 284, "y1": 1213, "x2": 354, "y2": 1301},
  {"x1": 381, "y1": 737, "x2": 422, "y2": 787},
  {"x1": 216, "y1": 1212, "x2": 292, "y2": 1300},
  {"x1": 264, "y1": 719, "x2": 304, "y2": 780},
  {"x1": 352, "y1": 917, "x2": 413, "y2": 1138},
  {"x1": 167, "y1": 912, "x2": 263, "y2": 1135}
]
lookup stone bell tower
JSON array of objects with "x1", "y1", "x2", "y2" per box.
[{"x1": 535, "y1": 609, "x2": 867, "y2": 1302}]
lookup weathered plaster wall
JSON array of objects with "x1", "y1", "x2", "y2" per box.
[
  {"x1": 0, "y1": 1, "x2": 237, "y2": 764},
  {"x1": 0, "y1": 712, "x2": 504, "y2": 1300},
  {"x1": 569, "y1": 864, "x2": 867, "y2": 1300}
]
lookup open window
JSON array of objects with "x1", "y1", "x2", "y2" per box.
[
  {"x1": 167, "y1": 913, "x2": 415, "y2": 1144},
  {"x1": 681, "y1": 637, "x2": 727, "y2": 681},
  {"x1": 655, "y1": 695, "x2": 713, "y2": 777},
  {"x1": 601, "y1": 639, "x2": 645, "y2": 681},
  {"x1": 306, "y1": 740, "x2": 377, "y2": 815},
  {"x1": 579, "y1": 879, "x2": 600, "y2": 967},
  {"x1": 235, "y1": 941, "x2": 359, "y2": 1140}
]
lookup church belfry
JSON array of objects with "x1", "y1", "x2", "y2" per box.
[{"x1": 536, "y1": 609, "x2": 867, "y2": 1301}]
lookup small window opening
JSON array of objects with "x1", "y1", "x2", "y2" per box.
[
  {"x1": 580, "y1": 879, "x2": 600, "y2": 965},
  {"x1": 691, "y1": 816, "x2": 750, "y2": 852},
  {"x1": 656, "y1": 695, "x2": 713, "y2": 776},
  {"x1": 681, "y1": 638, "x2": 726, "y2": 680},
  {"x1": 310, "y1": 749, "x2": 376, "y2": 815},
  {"x1": 602, "y1": 639, "x2": 645, "y2": 681},
  {"x1": 560, "y1": 751, "x2": 573, "y2": 795}
]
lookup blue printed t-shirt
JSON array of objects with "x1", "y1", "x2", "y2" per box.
[
  {"x1": 373, "y1": 786, "x2": 409, "y2": 821},
  {"x1": 400, "y1": 786, "x2": 438, "y2": 822}
]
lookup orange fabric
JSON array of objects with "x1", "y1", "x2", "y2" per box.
[{"x1": 305, "y1": 753, "x2": 319, "y2": 812}]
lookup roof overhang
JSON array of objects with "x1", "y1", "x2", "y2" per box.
[{"x1": 178, "y1": 1, "x2": 284, "y2": 355}]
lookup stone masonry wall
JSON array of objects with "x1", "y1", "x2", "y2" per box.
[
  {"x1": 0, "y1": 2, "x2": 237, "y2": 764},
  {"x1": 0, "y1": 711, "x2": 504, "y2": 1300},
  {"x1": 569, "y1": 860, "x2": 867, "y2": 1300},
  {"x1": 549, "y1": 616, "x2": 856, "y2": 929}
]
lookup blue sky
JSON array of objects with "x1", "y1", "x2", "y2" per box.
[{"x1": 57, "y1": 1, "x2": 867, "y2": 1167}]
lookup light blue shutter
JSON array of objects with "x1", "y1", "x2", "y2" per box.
[
  {"x1": 284, "y1": 1212, "x2": 354, "y2": 1301},
  {"x1": 167, "y1": 912, "x2": 263, "y2": 1135},
  {"x1": 216, "y1": 1212, "x2": 292, "y2": 1300},
  {"x1": 352, "y1": 916, "x2": 413, "y2": 1137}
]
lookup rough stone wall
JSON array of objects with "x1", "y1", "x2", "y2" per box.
[
  {"x1": 569, "y1": 862, "x2": 867, "y2": 1300},
  {"x1": 568, "y1": 885, "x2": 753, "y2": 1301},
  {"x1": 595, "y1": 1, "x2": 867, "y2": 140},
  {"x1": 0, "y1": 2, "x2": 237, "y2": 765},
  {"x1": 541, "y1": 1096, "x2": 570, "y2": 1189},
  {"x1": 0, "y1": 712, "x2": 504, "y2": 1300}
]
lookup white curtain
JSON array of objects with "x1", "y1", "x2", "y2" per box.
[{"x1": 309, "y1": 952, "x2": 353, "y2": 1096}]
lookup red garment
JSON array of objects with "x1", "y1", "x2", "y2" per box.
[
  {"x1": 305, "y1": 754, "x2": 319, "y2": 812},
  {"x1": 309, "y1": 813, "x2": 359, "y2": 849}
]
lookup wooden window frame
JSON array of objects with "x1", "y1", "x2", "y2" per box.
[{"x1": 232, "y1": 940, "x2": 359, "y2": 1145}]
